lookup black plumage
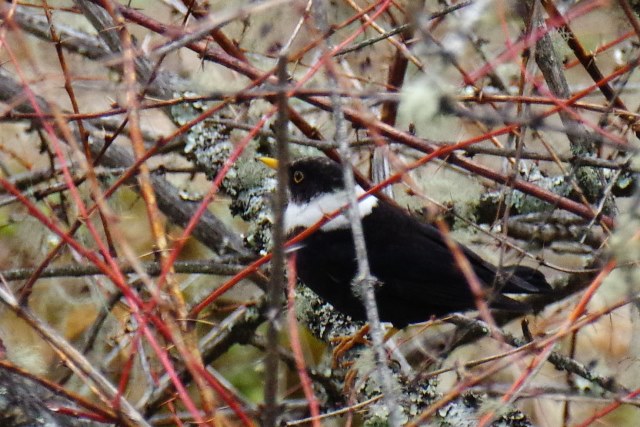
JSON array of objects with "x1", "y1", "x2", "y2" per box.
[{"x1": 267, "y1": 156, "x2": 551, "y2": 328}]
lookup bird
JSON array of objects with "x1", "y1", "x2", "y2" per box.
[{"x1": 260, "y1": 156, "x2": 552, "y2": 328}]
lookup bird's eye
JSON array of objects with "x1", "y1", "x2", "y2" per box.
[{"x1": 293, "y1": 170, "x2": 304, "y2": 184}]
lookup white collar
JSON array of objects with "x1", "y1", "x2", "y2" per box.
[{"x1": 285, "y1": 186, "x2": 378, "y2": 233}]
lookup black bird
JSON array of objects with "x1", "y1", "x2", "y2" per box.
[{"x1": 261, "y1": 156, "x2": 551, "y2": 328}]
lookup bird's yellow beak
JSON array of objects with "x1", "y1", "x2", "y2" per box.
[{"x1": 259, "y1": 157, "x2": 279, "y2": 170}]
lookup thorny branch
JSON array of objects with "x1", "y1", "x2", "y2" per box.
[{"x1": 1, "y1": 0, "x2": 640, "y2": 426}]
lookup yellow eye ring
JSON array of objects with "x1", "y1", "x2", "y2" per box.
[{"x1": 293, "y1": 170, "x2": 304, "y2": 183}]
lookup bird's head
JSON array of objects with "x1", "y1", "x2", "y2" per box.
[{"x1": 259, "y1": 156, "x2": 377, "y2": 233}]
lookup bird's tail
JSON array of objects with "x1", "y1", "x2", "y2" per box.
[{"x1": 500, "y1": 265, "x2": 553, "y2": 294}]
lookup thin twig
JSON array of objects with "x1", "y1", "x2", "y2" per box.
[{"x1": 263, "y1": 55, "x2": 291, "y2": 427}]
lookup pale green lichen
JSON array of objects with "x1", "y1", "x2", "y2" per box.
[
  {"x1": 294, "y1": 285, "x2": 362, "y2": 341},
  {"x1": 171, "y1": 92, "x2": 275, "y2": 252},
  {"x1": 438, "y1": 393, "x2": 531, "y2": 427},
  {"x1": 477, "y1": 162, "x2": 571, "y2": 223},
  {"x1": 351, "y1": 347, "x2": 445, "y2": 426}
]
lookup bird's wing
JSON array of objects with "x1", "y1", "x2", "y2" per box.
[
  {"x1": 364, "y1": 218, "x2": 479, "y2": 309},
  {"x1": 367, "y1": 234, "x2": 535, "y2": 315},
  {"x1": 363, "y1": 205, "x2": 541, "y2": 311}
]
